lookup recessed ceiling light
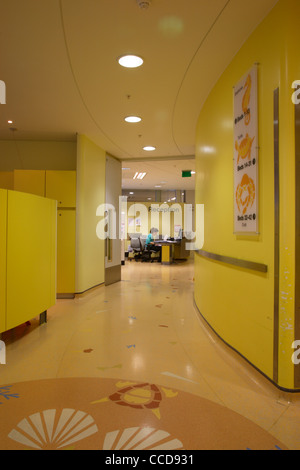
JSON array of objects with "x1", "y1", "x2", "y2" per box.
[
  {"x1": 129, "y1": 192, "x2": 134, "y2": 195},
  {"x1": 118, "y1": 55, "x2": 143, "y2": 68},
  {"x1": 8, "y1": 120, "x2": 13, "y2": 124},
  {"x1": 125, "y1": 116, "x2": 142, "y2": 123},
  {"x1": 191, "y1": 171, "x2": 196, "y2": 175},
  {"x1": 155, "y1": 185, "x2": 162, "y2": 188},
  {"x1": 143, "y1": 146, "x2": 156, "y2": 151}
]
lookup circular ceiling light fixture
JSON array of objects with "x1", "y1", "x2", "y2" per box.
[
  {"x1": 118, "y1": 55, "x2": 143, "y2": 68},
  {"x1": 143, "y1": 146, "x2": 156, "y2": 151},
  {"x1": 125, "y1": 116, "x2": 142, "y2": 123},
  {"x1": 136, "y1": 0, "x2": 151, "y2": 10}
]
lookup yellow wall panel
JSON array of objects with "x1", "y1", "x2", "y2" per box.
[
  {"x1": 6, "y1": 191, "x2": 56, "y2": 330},
  {"x1": 76, "y1": 135, "x2": 105, "y2": 293},
  {"x1": 0, "y1": 172, "x2": 13, "y2": 190},
  {"x1": 194, "y1": 0, "x2": 299, "y2": 389},
  {"x1": 14, "y1": 170, "x2": 45, "y2": 197},
  {"x1": 0, "y1": 190, "x2": 7, "y2": 333},
  {"x1": 57, "y1": 210, "x2": 76, "y2": 294},
  {"x1": 46, "y1": 171, "x2": 76, "y2": 208}
]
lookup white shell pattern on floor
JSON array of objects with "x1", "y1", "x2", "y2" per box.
[
  {"x1": 102, "y1": 426, "x2": 184, "y2": 450},
  {"x1": 8, "y1": 409, "x2": 98, "y2": 450}
]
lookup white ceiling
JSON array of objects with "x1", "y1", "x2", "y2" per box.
[
  {"x1": 0, "y1": 0, "x2": 278, "y2": 167},
  {"x1": 122, "y1": 158, "x2": 195, "y2": 190}
]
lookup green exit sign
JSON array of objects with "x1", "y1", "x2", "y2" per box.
[{"x1": 182, "y1": 170, "x2": 192, "y2": 178}]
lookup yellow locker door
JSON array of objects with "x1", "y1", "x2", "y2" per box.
[
  {"x1": 6, "y1": 191, "x2": 57, "y2": 330},
  {"x1": 46, "y1": 171, "x2": 76, "y2": 208},
  {"x1": 57, "y1": 209, "x2": 76, "y2": 295},
  {"x1": 0, "y1": 190, "x2": 7, "y2": 333},
  {"x1": 14, "y1": 170, "x2": 45, "y2": 196}
]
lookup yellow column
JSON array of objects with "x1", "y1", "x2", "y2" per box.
[{"x1": 0, "y1": 190, "x2": 7, "y2": 333}]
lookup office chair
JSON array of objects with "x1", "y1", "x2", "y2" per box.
[
  {"x1": 129, "y1": 237, "x2": 143, "y2": 261},
  {"x1": 141, "y1": 241, "x2": 161, "y2": 263}
]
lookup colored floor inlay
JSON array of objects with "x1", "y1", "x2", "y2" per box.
[
  {"x1": 1, "y1": 261, "x2": 300, "y2": 449},
  {"x1": 0, "y1": 378, "x2": 287, "y2": 450}
]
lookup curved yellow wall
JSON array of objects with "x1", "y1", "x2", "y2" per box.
[{"x1": 195, "y1": 0, "x2": 300, "y2": 390}]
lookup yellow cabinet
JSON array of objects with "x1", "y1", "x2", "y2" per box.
[
  {"x1": 0, "y1": 190, "x2": 7, "y2": 333},
  {"x1": 0, "y1": 172, "x2": 14, "y2": 190},
  {"x1": 14, "y1": 170, "x2": 45, "y2": 197},
  {"x1": 46, "y1": 171, "x2": 76, "y2": 208},
  {"x1": 6, "y1": 191, "x2": 56, "y2": 331},
  {"x1": 57, "y1": 210, "x2": 76, "y2": 295}
]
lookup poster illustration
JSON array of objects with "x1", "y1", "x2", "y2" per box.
[{"x1": 233, "y1": 66, "x2": 258, "y2": 233}]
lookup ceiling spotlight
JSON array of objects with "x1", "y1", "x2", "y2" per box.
[
  {"x1": 125, "y1": 116, "x2": 142, "y2": 123},
  {"x1": 8, "y1": 120, "x2": 13, "y2": 124},
  {"x1": 118, "y1": 55, "x2": 143, "y2": 68},
  {"x1": 143, "y1": 146, "x2": 156, "y2": 151}
]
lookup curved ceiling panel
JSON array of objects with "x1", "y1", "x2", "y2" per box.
[{"x1": 0, "y1": 0, "x2": 278, "y2": 161}]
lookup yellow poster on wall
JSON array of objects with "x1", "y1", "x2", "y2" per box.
[{"x1": 233, "y1": 65, "x2": 258, "y2": 233}]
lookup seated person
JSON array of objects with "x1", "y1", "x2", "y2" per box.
[{"x1": 145, "y1": 227, "x2": 161, "y2": 261}]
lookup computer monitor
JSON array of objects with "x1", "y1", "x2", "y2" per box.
[{"x1": 177, "y1": 228, "x2": 183, "y2": 240}]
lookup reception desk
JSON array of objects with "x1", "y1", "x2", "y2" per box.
[{"x1": 154, "y1": 238, "x2": 190, "y2": 265}]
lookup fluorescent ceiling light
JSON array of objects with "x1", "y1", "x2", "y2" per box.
[
  {"x1": 122, "y1": 167, "x2": 131, "y2": 170},
  {"x1": 125, "y1": 116, "x2": 142, "y2": 123},
  {"x1": 133, "y1": 172, "x2": 147, "y2": 180},
  {"x1": 118, "y1": 55, "x2": 143, "y2": 68},
  {"x1": 143, "y1": 146, "x2": 156, "y2": 151}
]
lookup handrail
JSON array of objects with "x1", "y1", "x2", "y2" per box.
[{"x1": 195, "y1": 249, "x2": 268, "y2": 273}]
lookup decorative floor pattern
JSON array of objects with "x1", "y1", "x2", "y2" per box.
[{"x1": 0, "y1": 378, "x2": 287, "y2": 450}]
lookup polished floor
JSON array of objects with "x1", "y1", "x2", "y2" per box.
[{"x1": 0, "y1": 259, "x2": 300, "y2": 450}]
